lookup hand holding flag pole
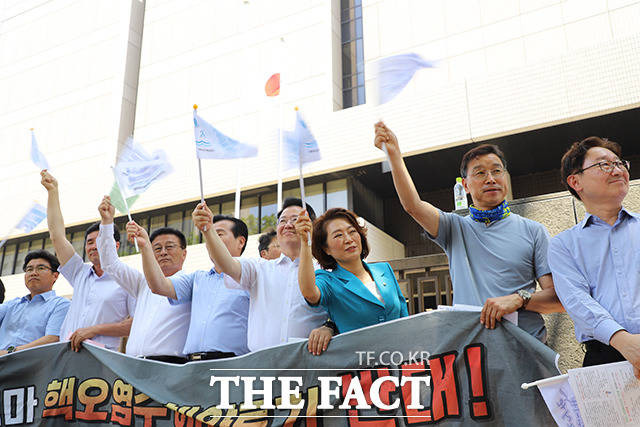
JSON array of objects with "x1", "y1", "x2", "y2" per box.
[{"x1": 111, "y1": 167, "x2": 138, "y2": 252}]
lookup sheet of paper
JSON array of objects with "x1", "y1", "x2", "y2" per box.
[
  {"x1": 436, "y1": 304, "x2": 518, "y2": 325},
  {"x1": 568, "y1": 361, "x2": 640, "y2": 427}
]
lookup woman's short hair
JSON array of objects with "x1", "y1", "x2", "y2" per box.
[{"x1": 312, "y1": 208, "x2": 369, "y2": 270}]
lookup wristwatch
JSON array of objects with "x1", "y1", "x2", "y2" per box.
[
  {"x1": 517, "y1": 290, "x2": 532, "y2": 309},
  {"x1": 6, "y1": 346, "x2": 16, "y2": 354}
]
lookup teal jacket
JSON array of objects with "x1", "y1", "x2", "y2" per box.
[{"x1": 314, "y1": 261, "x2": 409, "y2": 334}]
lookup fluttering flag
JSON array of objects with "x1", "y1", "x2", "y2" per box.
[
  {"x1": 282, "y1": 110, "x2": 321, "y2": 171},
  {"x1": 15, "y1": 202, "x2": 47, "y2": 233},
  {"x1": 108, "y1": 181, "x2": 139, "y2": 216},
  {"x1": 113, "y1": 137, "x2": 173, "y2": 199},
  {"x1": 193, "y1": 110, "x2": 258, "y2": 159},
  {"x1": 265, "y1": 73, "x2": 280, "y2": 97},
  {"x1": 0, "y1": 202, "x2": 48, "y2": 251},
  {"x1": 370, "y1": 52, "x2": 435, "y2": 105},
  {"x1": 30, "y1": 129, "x2": 50, "y2": 170}
]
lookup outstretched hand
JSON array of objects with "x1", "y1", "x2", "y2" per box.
[
  {"x1": 98, "y1": 196, "x2": 115, "y2": 223},
  {"x1": 40, "y1": 170, "x2": 58, "y2": 191},
  {"x1": 294, "y1": 210, "x2": 312, "y2": 243},
  {"x1": 374, "y1": 121, "x2": 400, "y2": 156},
  {"x1": 192, "y1": 202, "x2": 213, "y2": 232},
  {"x1": 125, "y1": 221, "x2": 150, "y2": 249}
]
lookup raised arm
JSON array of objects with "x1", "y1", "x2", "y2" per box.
[
  {"x1": 40, "y1": 170, "x2": 75, "y2": 264},
  {"x1": 295, "y1": 212, "x2": 321, "y2": 305},
  {"x1": 192, "y1": 203, "x2": 242, "y2": 282},
  {"x1": 374, "y1": 122, "x2": 440, "y2": 237},
  {"x1": 124, "y1": 220, "x2": 177, "y2": 299},
  {"x1": 96, "y1": 197, "x2": 144, "y2": 297}
]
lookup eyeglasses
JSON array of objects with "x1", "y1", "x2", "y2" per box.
[
  {"x1": 24, "y1": 265, "x2": 54, "y2": 273},
  {"x1": 152, "y1": 243, "x2": 181, "y2": 253},
  {"x1": 577, "y1": 160, "x2": 630, "y2": 174},
  {"x1": 277, "y1": 216, "x2": 299, "y2": 226},
  {"x1": 470, "y1": 167, "x2": 506, "y2": 180}
]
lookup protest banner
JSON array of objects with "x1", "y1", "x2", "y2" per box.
[{"x1": 0, "y1": 311, "x2": 557, "y2": 426}]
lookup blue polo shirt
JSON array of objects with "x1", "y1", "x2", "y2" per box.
[
  {"x1": 170, "y1": 268, "x2": 249, "y2": 355},
  {"x1": 0, "y1": 290, "x2": 70, "y2": 350}
]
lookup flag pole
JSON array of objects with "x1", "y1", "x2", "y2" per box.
[
  {"x1": 521, "y1": 374, "x2": 568, "y2": 390},
  {"x1": 111, "y1": 167, "x2": 139, "y2": 252},
  {"x1": 296, "y1": 108, "x2": 311, "y2": 246},
  {"x1": 234, "y1": 160, "x2": 241, "y2": 218},
  {"x1": 193, "y1": 105, "x2": 208, "y2": 232},
  {"x1": 277, "y1": 101, "x2": 283, "y2": 212}
]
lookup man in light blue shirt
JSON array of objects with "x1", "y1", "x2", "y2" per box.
[
  {"x1": 0, "y1": 250, "x2": 70, "y2": 355},
  {"x1": 549, "y1": 136, "x2": 639, "y2": 377},
  {"x1": 128, "y1": 214, "x2": 250, "y2": 360}
]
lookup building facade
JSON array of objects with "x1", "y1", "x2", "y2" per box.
[{"x1": 1, "y1": 0, "x2": 640, "y2": 302}]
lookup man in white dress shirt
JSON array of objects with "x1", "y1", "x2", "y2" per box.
[
  {"x1": 97, "y1": 196, "x2": 191, "y2": 363},
  {"x1": 192, "y1": 198, "x2": 331, "y2": 353},
  {"x1": 41, "y1": 171, "x2": 134, "y2": 352}
]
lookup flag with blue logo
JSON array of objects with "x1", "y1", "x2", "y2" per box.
[
  {"x1": 112, "y1": 137, "x2": 173, "y2": 201},
  {"x1": 193, "y1": 111, "x2": 258, "y2": 159},
  {"x1": 15, "y1": 202, "x2": 47, "y2": 233},
  {"x1": 282, "y1": 110, "x2": 321, "y2": 171},
  {"x1": 30, "y1": 130, "x2": 50, "y2": 170},
  {"x1": 371, "y1": 53, "x2": 434, "y2": 105}
]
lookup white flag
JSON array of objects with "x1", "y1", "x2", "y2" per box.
[
  {"x1": 370, "y1": 53, "x2": 435, "y2": 105},
  {"x1": 15, "y1": 202, "x2": 47, "y2": 233},
  {"x1": 30, "y1": 130, "x2": 50, "y2": 170},
  {"x1": 536, "y1": 374, "x2": 584, "y2": 427},
  {"x1": 282, "y1": 110, "x2": 321, "y2": 171},
  {"x1": 113, "y1": 137, "x2": 173, "y2": 199},
  {"x1": 193, "y1": 111, "x2": 258, "y2": 159}
]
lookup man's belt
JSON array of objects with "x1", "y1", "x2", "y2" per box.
[{"x1": 188, "y1": 351, "x2": 236, "y2": 361}]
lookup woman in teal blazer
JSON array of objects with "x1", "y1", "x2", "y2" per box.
[{"x1": 297, "y1": 208, "x2": 409, "y2": 352}]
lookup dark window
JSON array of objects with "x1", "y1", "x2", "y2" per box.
[{"x1": 341, "y1": 0, "x2": 365, "y2": 108}]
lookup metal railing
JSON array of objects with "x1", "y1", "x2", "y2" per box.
[{"x1": 387, "y1": 254, "x2": 452, "y2": 315}]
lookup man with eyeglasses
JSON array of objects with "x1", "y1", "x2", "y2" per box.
[
  {"x1": 128, "y1": 214, "x2": 250, "y2": 361},
  {"x1": 41, "y1": 171, "x2": 135, "y2": 352},
  {"x1": 0, "y1": 250, "x2": 70, "y2": 355},
  {"x1": 96, "y1": 196, "x2": 191, "y2": 363},
  {"x1": 374, "y1": 122, "x2": 563, "y2": 341},
  {"x1": 549, "y1": 136, "x2": 640, "y2": 377},
  {"x1": 192, "y1": 197, "x2": 330, "y2": 353}
]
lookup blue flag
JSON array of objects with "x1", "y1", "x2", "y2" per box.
[
  {"x1": 15, "y1": 203, "x2": 47, "y2": 233},
  {"x1": 193, "y1": 110, "x2": 258, "y2": 159},
  {"x1": 30, "y1": 130, "x2": 50, "y2": 170},
  {"x1": 282, "y1": 110, "x2": 321, "y2": 171},
  {"x1": 371, "y1": 53, "x2": 434, "y2": 105}
]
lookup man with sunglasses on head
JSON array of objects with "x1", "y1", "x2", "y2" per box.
[
  {"x1": 549, "y1": 137, "x2": 640, "y2": 377},
  {"x1": 0, "y1": 250, "x2": 70, "y2": 355},
  {"x1": 374, "y1": 122, "x2": 563, "y2": 341}
]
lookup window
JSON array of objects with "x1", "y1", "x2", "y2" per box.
[
  {"x1": 327, "y1": 179, "x2": 349, "y2": 209},
  {"x1": 260, "y1": 193, "x2": 278, "y2": 231},
  {"x1": 1, "y1": 244, "x2": 16, "y2": 276},
  {"x1": 341, "y1": 0, "x2": 365, "y2": 108},
  {"x1": 240, "y1": 196, "x2": 260, "y2": 235}
]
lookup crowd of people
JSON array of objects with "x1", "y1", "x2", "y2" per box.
[{"x1": 0, "y1": 124, "x2": 637, "y2": 379}]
